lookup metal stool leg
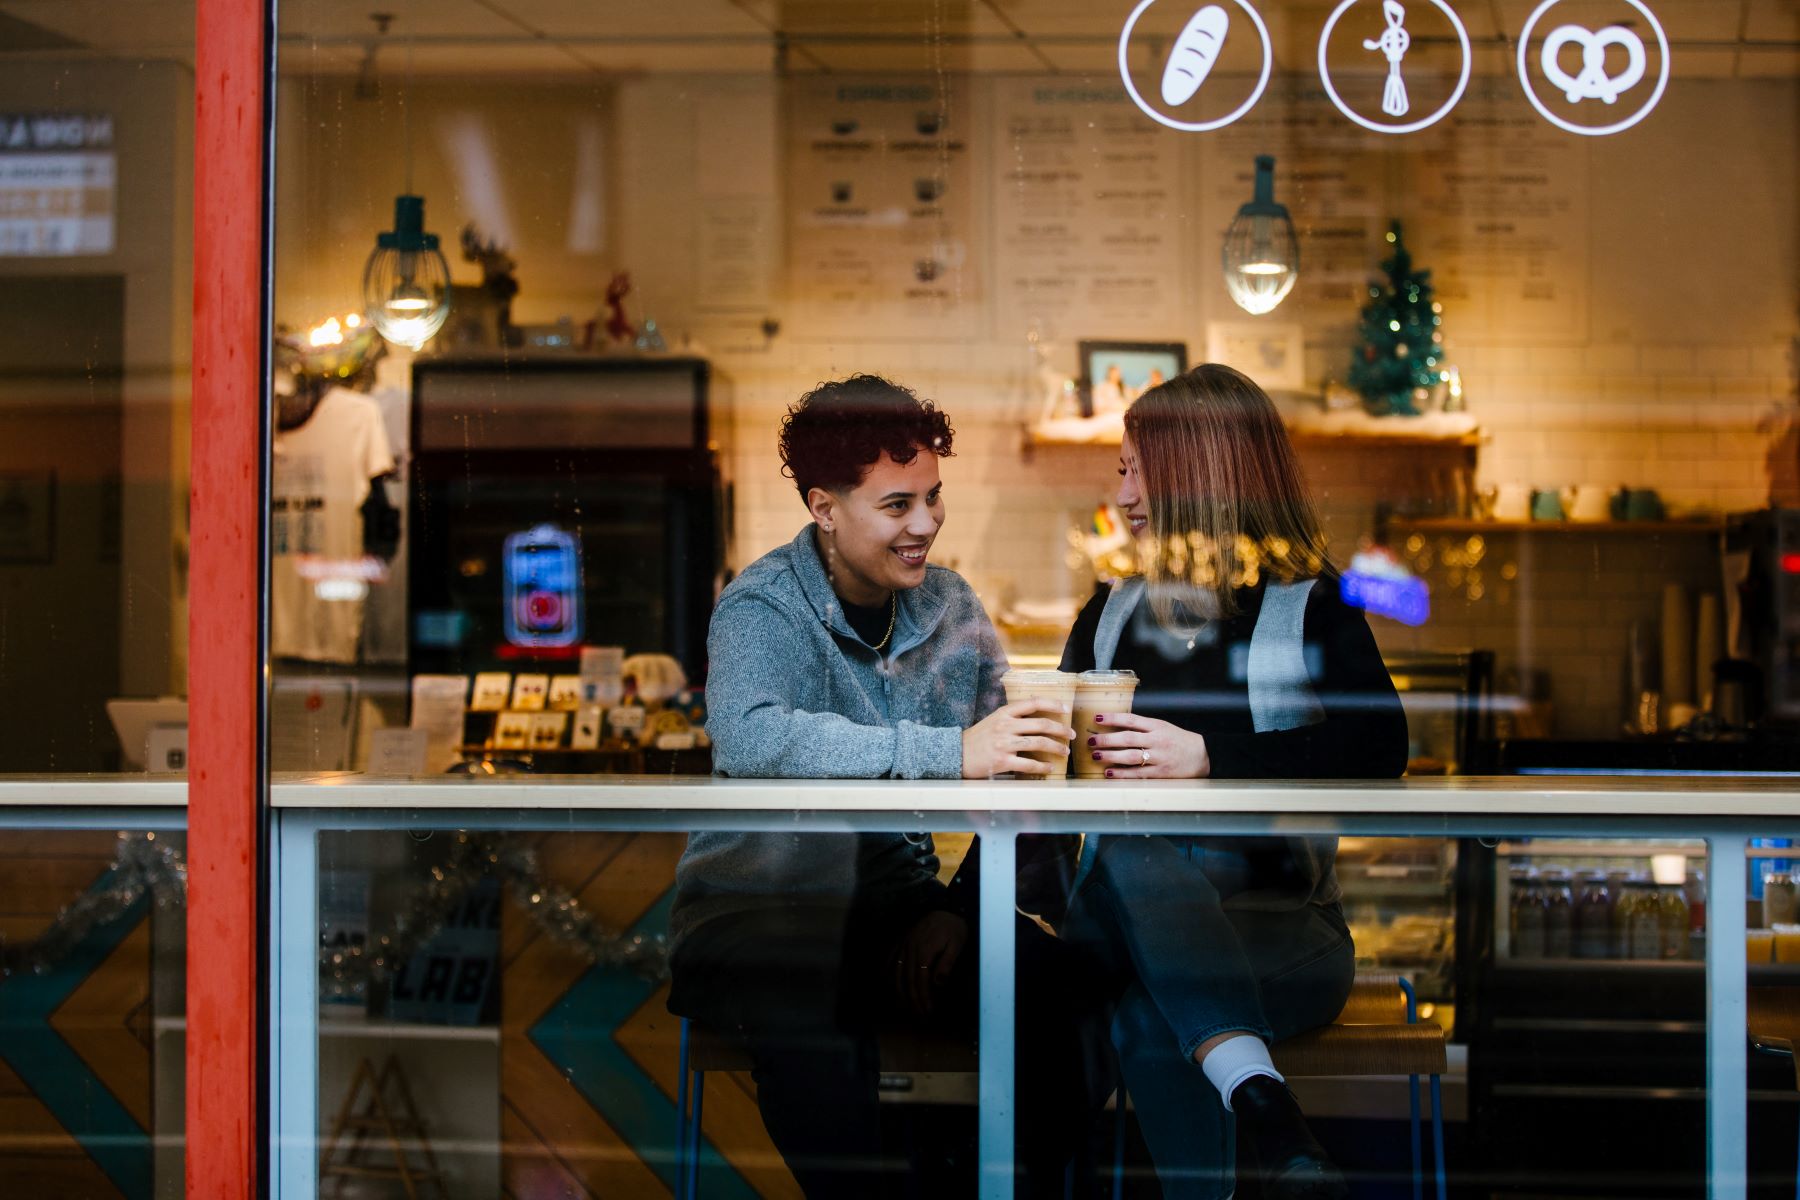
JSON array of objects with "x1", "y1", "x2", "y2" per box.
[
  {"x1": 688, "y1": 1069, "x2": 706, "y2": 1200},
  {"x1": 676, "y1": 1020, "x2": 692, "y2": 1197},
  {"x1": 1430, "y1": 1072, "x2": 1447, "y2": 1200},
  {"x1": 1399, "y1": 977, "x2": 1426, "y2": 1200},
  {"x1": 1111, "y1": 1081, "x2": 1129, "y2": 1200},
  {"x1": 1409, "y1": 1073, "x2": 1424, "y2": 1200}
]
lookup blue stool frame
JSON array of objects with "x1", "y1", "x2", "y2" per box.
[
  {"x1": 1109, "y1": 977, "x2": 1447, "y2": 1200},
  {"x1": 676, "y1": 1018, "x2": 704, "y2": 1200}
]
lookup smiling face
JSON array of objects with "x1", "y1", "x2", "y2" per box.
[
  {"x1": 1117, "y1": 431, "x2": 1149, "y2": 539},
  {"x1": 809, "y1": 448, "x2": 945, "y2": 606}
]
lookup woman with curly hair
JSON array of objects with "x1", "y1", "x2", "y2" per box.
[
  {"x1": 668, "y1": 374, "x2": 1103, "y2": 1197},
  {"x1": 1057, "y1": 364, "x2": 1409, "y2": 1200}
]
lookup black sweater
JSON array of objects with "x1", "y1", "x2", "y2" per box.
[{"x1": 1058, "y1": 577, "x2": 1409, "y2": 780}]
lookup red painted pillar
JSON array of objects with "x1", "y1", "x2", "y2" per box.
[{"x1": 189, "y1": 0, "x2": 268, "y2": 1191}]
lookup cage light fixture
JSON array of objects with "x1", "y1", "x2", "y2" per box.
[
  {"x1": 363, "y1": 194, "x2": 451, "y2": 349},
  {"x1": 1221, "y1": 155, "x2": 1299, "y2": 315}
]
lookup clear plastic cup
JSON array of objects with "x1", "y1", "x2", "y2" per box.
[
  {"x1": 1000, "y1": 670, "x2": 1079, "y2": 769},
  {"x1": 1072, "y1": 670, "x2": 1138, "y2": 778}
]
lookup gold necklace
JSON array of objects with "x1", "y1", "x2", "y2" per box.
[{"x1": 871, "y1": 592, "x2": 897, "y2": 652}]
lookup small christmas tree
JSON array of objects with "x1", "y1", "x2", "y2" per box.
[{"x1": 1349, "y1": 221, "x2": 1447, "y2": 417}]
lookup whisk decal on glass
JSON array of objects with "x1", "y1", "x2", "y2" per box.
[{"x1": 1363, "y1": 0, "x2": 1412, "y2": 118}]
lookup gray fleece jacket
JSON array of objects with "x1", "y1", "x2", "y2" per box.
[{"x1": 669, "y1": 525, "x2": 1009, "y2": 946}]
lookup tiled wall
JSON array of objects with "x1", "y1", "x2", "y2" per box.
[{"x1": 712, "y1": 332, "x2": 1796, "y2": 740}]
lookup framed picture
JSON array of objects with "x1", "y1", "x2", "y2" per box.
[
  {"x1": 1205, "y1": 321, "x2": 1306, "y2": 392},
  {"x1": 0, "y1": 470, "x2": 55, "y2": 564},
  {"x1": 1077, "y1": 341, "x2": 1187, "y2": 416}
]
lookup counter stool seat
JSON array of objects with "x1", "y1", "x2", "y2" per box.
[
  {"x1": 674, "y1": 1020, "x2": 976, "y2": 1200},
  {"x1": 1748, "y1": 985, "x2": 1800, "y2": 1200}
]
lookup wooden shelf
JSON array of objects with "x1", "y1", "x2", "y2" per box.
[
  {"x1": 1388, "y1": 518, "x2": 1724, "y2": 535},
  {"x1": 1026, "y1": 422, "x2": 1482, "y2": 450}
]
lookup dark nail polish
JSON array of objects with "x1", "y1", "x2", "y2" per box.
[
  {"x1": 1092, "y1": 751, "x2": 1101, "y2": 760},
  {"x1": 1086, "y1": 737, "x2": 1096, "y2": 747},
  {"x1": 1095, "y1": 715, "x2": 1105, "y2": 724},
  {"x1": 1104, "y1": 769, "x2": 1114, "y2": 778}
]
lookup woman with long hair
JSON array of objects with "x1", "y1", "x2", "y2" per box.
[{"x1": 1057, "y1": 364, "x2": 1409, "y2": 1200}]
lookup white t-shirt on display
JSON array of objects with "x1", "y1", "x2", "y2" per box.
[{"x1": 271, "y1": 387, "x2": 396, "y2": 663}]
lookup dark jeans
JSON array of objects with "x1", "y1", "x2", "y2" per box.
[
  {"x1": 1060, "y1": 836, "x2": 1356, "y2": 1200},
  {"x1": 668, "y1": 891, "x2": 1109, "y2": 1199}
]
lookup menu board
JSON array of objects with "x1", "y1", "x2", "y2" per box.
[
  {"x1": 1406, "y1": 79, "x2": 1591, "y2": 342},
  {"x1": 1199, "y1": 78, "x2": 1389, "y2": 316},
  {"x1": 785, "y1": 78, "x2": 979, "y2": 340},
  {"x1": 991, "y1": 81, "x2": 1187, "y2": 340},
  {"x1": 0, "y1": 112, "x2": 115, "y2": 257}
]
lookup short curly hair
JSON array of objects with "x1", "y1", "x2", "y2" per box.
[{"x1": 779, "y1": 374, "x2": 955, "y2": 498}]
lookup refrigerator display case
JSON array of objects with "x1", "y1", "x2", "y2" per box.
[{"x1": 406, "y1": 356, "x2": 729, "y2": 685}]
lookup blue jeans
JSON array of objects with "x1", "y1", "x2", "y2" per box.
[{"x1": 1059, "y1": 836, "x2": 1355, "y2": 1200}]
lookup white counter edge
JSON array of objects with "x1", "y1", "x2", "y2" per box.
[{"x1": 0, "y1": 774, "x2": 1794, "y2": 817}]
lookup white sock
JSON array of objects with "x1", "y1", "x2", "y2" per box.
[{"x1": 1198, "y1": 1034, "x2": 1283, "y2": 1113}]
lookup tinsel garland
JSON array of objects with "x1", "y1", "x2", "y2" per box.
[
  {"x1": 0, "y1": 831, "x2": 667, "y2": 993},
  {"x1": 321, "y1": 832, "x2": 669, "y2": 1002},
  {"x1": 0, "y1": 832, "x2": 188, "y2": 977}
]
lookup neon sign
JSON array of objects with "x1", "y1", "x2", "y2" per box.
[{"x1": 1341, "y1": 549, "x2": 1430, "y2": 626}]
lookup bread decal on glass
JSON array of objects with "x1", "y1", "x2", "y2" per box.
[{"x1": 1161, "y1": 5, "x2": 1230, "y2": 107}]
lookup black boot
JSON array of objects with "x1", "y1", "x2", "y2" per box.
[{"x1": 1229, "y1": 1075, "x2": 1348, "y2": 1200}]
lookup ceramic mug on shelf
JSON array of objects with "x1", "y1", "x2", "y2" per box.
[
  {"x1": 1611, "y1": 488, "x2": 1665, "y2": 521},
  {"x1": 1564, "y1": 484, "x2": 1611, "y2": 522},
  {"x1": 1493, "y1": 483, "x2": 1531, "y2": 521},
  {"x1": 1529, "y1": 489, "x2": 1566, "y2": 521}
]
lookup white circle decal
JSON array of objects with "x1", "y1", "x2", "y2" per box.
[
  {"x1": 1117, "y1": 0, "x2": 1273, "y2": 133},
  {"x1": 1317, "y1": 0, "x2": 1472, "y2": 135},
  {"x1": 1517, "y1": 0, "x2": 1670, "y2": 136}
]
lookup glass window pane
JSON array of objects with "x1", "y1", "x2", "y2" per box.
[
  {"x1": 0, "y1": 826, "x2": 187, "y2": 1193},
  {"x1": 271, "y1": 2, "x2": 1798, "y2": 1197},
  {"x1": 0, "y1": 6, "x2": 192, "y2": 773}
]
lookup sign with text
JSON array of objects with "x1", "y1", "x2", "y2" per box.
[{"x1": 0, "y1": 113, "x2": 115, "y2": 257}]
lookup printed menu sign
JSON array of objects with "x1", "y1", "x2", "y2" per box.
[
  {"x1": 0, "y1": 112, "x2": 115, "y2": 257},
  {"x1": 1407, "y1": 79, "x2": 1591, "y2": 341},
  {"x1": 785, "y1": 78, "x2": 979, "y2": 340},
  {"x1": 991, "y1": 82, "x2": 1186, "y2": 339}
]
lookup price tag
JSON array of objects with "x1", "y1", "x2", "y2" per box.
[
  {"x1": 367, "y1": 728, "x2": 430, "y2": 776},
  {"x1": 471, "y1": 673, "x2": 512, "y2": 712},
  {"x1": 510, "y1": 674, "x2": 550, "y2": 711},
  {"x1": 608, "y1": 706, "x2": 647, "y2": 738}
]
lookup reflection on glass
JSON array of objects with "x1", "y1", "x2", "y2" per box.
[
  {"x1": 0, "y1": 830, "x2": 186, "y2": 1193},
  {"x1": 0, "y1": 8, "x2": 191, "y2": 773}
]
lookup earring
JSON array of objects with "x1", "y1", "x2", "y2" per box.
[{"x1": 822, "y1": 523, "x2": 833, "y2": 532}]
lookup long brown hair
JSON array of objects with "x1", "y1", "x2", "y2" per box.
[{"x1": 1124, "y1": 363, "x2": 1329, "y2": 621}]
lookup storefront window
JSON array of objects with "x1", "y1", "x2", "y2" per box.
[
  {"x1": 270, "y1": 0, "x2": 1797, "y2": 1195},
  {"x1": 0, "y1": 4, "x2": 194, "y2": 1193},
  {"x1": 0, "y1": 5, "x2": 192, "y2": 775}
]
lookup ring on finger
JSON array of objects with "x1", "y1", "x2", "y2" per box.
[{"x1": 1139, "y1": 748, "x2": 1151, "y2": 767}]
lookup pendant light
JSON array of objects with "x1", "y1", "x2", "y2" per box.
[
  {"x1": 1221, "y1": 155, "x2": 1299, "y2": 316},
  {"x1": 362, "y1": 20, "x2": 450, "y2": 350},
  {"x1": 363, "y1": 194, "x2": 450, "y2": 349}
]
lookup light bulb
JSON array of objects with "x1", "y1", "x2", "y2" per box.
[
  {"x1": 363, "y1": 195, "x2": 451, "y2": 350},
  {"x1": 1221, "y1": 156, "x2": 1299, "y2": 316}
]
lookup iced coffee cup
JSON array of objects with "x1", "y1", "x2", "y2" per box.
[
  {"x1": 999, "y1": 669, "x2": 1079, "y2": 769},
  {"x1": 1072, "y1": 670, "x2": 1138, "y2": 778}
]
